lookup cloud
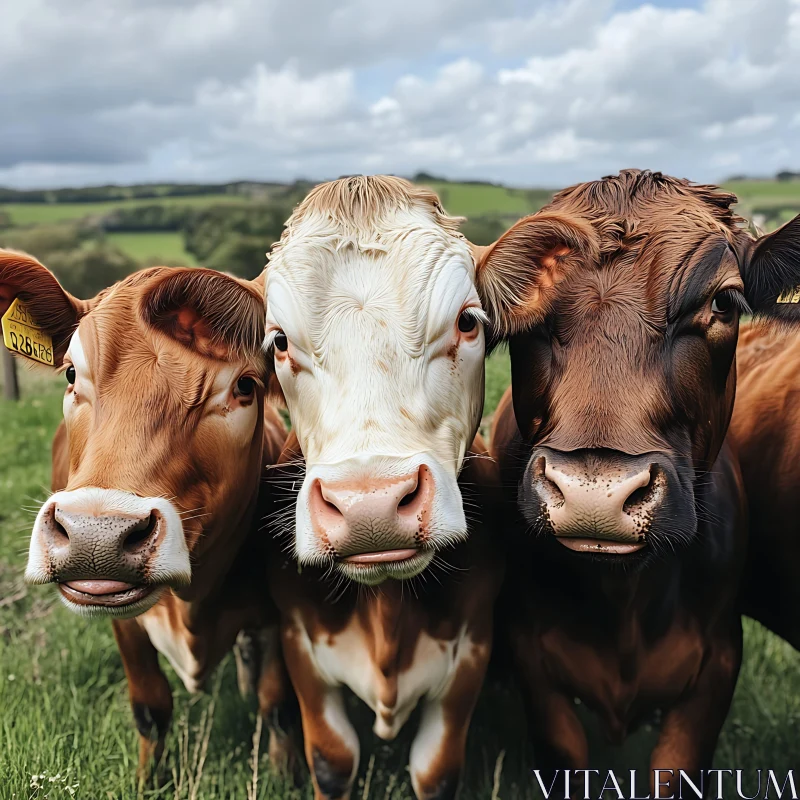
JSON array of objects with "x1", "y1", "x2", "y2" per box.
[{"x1": 1, "y1": 0, "x2": 799, "y2": 187}]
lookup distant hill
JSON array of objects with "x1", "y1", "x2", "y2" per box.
[{"x1": 0, "y1": 180, "x2": 315, "y2": 204}]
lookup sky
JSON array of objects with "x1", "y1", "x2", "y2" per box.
[{"x1": 1, "y1": 0, "x2": 798, "y2": 189}]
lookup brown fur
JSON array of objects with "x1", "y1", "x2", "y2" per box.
[
  {"x1": 730, "y1": 322, "x2": 800, "y2": 649},
  {"x1": 474, "y1": 214, "x2": 600, "y2": 337},
  {"x1": 2, "y1": 250, "x2": 294, "y2": 781},
  {"x1": 269, "y1": 434, "x2": 503, "y2": 800},
  {"x1": 488, "y1": 170, "x2": 756, "y2": 792},
  {"x1": 0, "y1": 249, "x2": 89, "y2": 362}
]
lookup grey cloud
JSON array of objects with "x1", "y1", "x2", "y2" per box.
[{"x1": 1, "y1": 0, "x2": 799, "y2": 187}]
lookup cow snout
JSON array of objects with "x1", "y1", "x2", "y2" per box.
[
  {"x1": 44, "y1": 506, "x2": 161, "y2": 581},
  {"x1": 523, "y1": 448, "x2": 678, "y2": 555},
  {"x1": 310, "y1": 465, "x2": 433, "y2": 560},
  {"x1": 26, "y1": 488, "x2": 191, "y2": 617}
]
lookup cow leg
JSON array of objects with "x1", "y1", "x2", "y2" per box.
[
  {"x1": 234, "y1": 629, "x2": 259, "y2": 698},
  {"x1": 282, "y1": 627, "x2": 359, "y2": 800},
  {"x1": 649, "y1": 626, "x2": 743, "y2": 798},
  {"x1": 254, "y1": 626, "x2": 302, "y2": 780},
  {"x1": 408, "y1": 643, "x2": 491, "y2": 800},
  {"x1": 299, "y1": 687, "x2": 358, "y2": 800},
  {"x1": 112, "y1": 618, "x2": 173, "y2": 784},
  {"x1": 513, "y1": 632, "x2": 587, "y2": 799}
]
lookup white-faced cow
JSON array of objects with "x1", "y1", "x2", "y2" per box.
[
  {"x1": 488, "y1": 170, "x2": 800, "y2": 796},
  {"x1": 4, "y1": 252, "x2": 292, "y2": 778},
  {"x1": 262, "y1": 175, "x2": 592, "y2": 800}
]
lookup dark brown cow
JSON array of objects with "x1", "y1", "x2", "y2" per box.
[
  {"x1": 4, "y1": 251, "x2": 292, "y2": 779},
  {"x1": 730, "y1": 322, "x2": 800, "y2": 650},
  {"x1": 485, "y1": 170, "x2": 800, "y2": 795}
]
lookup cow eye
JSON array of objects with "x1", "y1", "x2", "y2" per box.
[
  {"x1": 65, "y1": 366, "x2": 76, "y2": 384},
  {"x1": 458, "y1": 310, "x2": 478, "y2": 334},
  {"x1": 235, "y1": 376, "x2": 256, "y2": 397},
  {"x1": 273, "y1": 331, "x2": 288, "y2": 352},
  {"x1": 711, "y1": 290, "x2": 736, "y2": 321}
]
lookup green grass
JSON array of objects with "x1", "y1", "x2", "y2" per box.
[
  {"x1": 723, "y1": 179, "x2": 800, "y2": 199},
  {"x1": 423, "y1": 181, "x2": 550, "y2": 218},
  {"x1": 0, "y1": 194, "x2": 245, "y2": 226},
  {"x1": 106, "y1": 232, "x2": 198, "y2": 266},
  {"x1": 1, "y1": 178, "x2": 798, "y2": 229},
  {"x1": 1, "y1": 363, "x2": 798, "y2": 798},
  {"x1": 0, "y1": 182, "x2": 543, "y2": 228}
]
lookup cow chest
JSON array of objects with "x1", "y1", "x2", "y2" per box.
[
  {"x1": 291, "y1": 610, "x2": 474, "y2": 740},
  {"x1": 539, "y1": 615, "x2": 706, "y2": 742}
]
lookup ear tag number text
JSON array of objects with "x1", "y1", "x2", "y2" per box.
[{"x1": 1, "y1": 298, "x2": 55, "y2": 366}]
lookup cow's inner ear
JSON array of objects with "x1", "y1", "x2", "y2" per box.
[
  {"x1": 0, "y1": 249, "x2": 89, "y2": 367},
  {"x1": 472, "y1": 213, "x2": 598, "y2": 339},
  {"x1": 142, "y1": 268, "x2": 265, "y2": 360},
  {"x1": 742, "y1": 213, "x2": 800, "y2": 323}
]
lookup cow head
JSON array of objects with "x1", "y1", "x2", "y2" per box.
[
  {"x1": 483, "y1": 169, "x2": 800, "y2": 565},
  {"x1": 3, "y1": 251, "x2": 268, "y2": 616},
  {"x1": 266, "y1": 175, "x2": 586, "y2": 584}
]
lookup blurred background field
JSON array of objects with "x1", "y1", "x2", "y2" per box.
[
  {"x1": 0, "y1": 175, "x2": 799, "y2": 798},
  {"x1": 2, "y1": 172, "x2": 799, "y2": 301}
]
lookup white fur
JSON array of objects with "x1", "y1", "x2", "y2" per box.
[
  {"x1": 62, "y1": 329, "x2": 94, "y2": 419},
  {"x1": 265, "y1": 203, "x2": 485, "y2": 570},
  {"x1": 140, "y1": 609, "x2": 205, "y2": 693},
  {"x1": 295, "y1": 611, "x2": 475, "y2": 740}
]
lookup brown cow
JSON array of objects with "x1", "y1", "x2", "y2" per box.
[
  {"x1": 486, "y1": 170, "x2": 800, "y2": 795},
  {"x1": 4, "y1": 251, "x2": 292, "y2": 779},
  {"x1": 260, "y1": 176, "x2": 585, "y2": 800},
  {"x1": 730, "y1": 322, "x2": 800, "y2": 650}
]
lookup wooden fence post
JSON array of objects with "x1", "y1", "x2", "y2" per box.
[{"x1": 2, "y1": 346, "x2": 20, "y2": 401}]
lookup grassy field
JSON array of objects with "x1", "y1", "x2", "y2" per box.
[
  {"x1": 0, "y1": 183, "x2": 545, "y2": 228},
  {"x1": 0, "y1": 357, "x2": 798, "y2": 799},
  {"x1": 0, "y1": 194, "x2": 245, "y2": 227},
  {"x1": 422, "y1": 181, "x2": 550, "y2": 218},
  {"x1": 2, "y1": 176, "x2": 799, "y2": 225},
  {"x1": 105, "y1": 232, "x2": 198, "y2": 266},
  {"x1": 2, "y1": 177, "x2": 800, "y2": 279},
  {"x1": 724, "y1": 180, "x2": 800, "y2": 224}
]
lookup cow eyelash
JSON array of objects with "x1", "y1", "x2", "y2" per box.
[
  {"x1": 459, "y1": 307, "x2": 490, "y2": 326},
  {"x1": 263, "y1": 329, "x2": 283, "y2": 354},
  {"x1": 713, "y1": 288, "x2": 751, "y2": 316}
]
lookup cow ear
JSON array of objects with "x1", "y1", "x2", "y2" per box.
[
  {"x1": 472, "y1": 213, "x2": 598, "y2": 338},
  {"x1": 0, "y1": 249, "x2": 88, "y2": 367},
  {"x1": 742, "y1": 213, "x2": 800, "y2": 322},
  {"x1": 143, "y1": 268, "x2": 265, "y2": 359}
]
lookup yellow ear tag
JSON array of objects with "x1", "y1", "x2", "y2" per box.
[
  {"x1": 776, "y1": 285, "x2": 800, "y2": 304},
  {"x1": 1, "y1": 298, "x2": 55, "y2": 366}
]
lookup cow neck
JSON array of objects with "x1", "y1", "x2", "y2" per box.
[
  {"x1": 173, "y1": 470, "x2": 264, "y2": 615},
  {"x1": 544, "y1": 535, "x2": 678, "y2": 591},
  {"x1": 357, "y1": 581, "x2": 409, "y2": 677}
]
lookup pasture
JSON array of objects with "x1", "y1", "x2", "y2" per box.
[
  {"x1": 105, "y1": 232, "x2": 198, "y2": 267},
  {"x1": 0, "y1": 359, "x2": 798, "y2": 800},
  {"x1": 2, "y1": 176, "x2": 800, "y2": 272},
  {"x1": 0, "y1": 194, "x2": 246, "y2": 228}
]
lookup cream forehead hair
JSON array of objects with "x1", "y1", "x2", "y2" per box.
[
  {"x1": 283, "y1": 174, "x2": 463, "y2": 237},
  {"x1": 265, "y1": 175, "x2": 478, "y2": 357}
]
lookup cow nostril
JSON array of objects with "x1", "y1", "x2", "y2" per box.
[
  {"x1": 623, "y1": 465, "x2": 661, "y2": 514},
  {"x1": 398, "y1": 482, "x2": 419, "y2": 508},
  {"x1": 313, "y1": 481, "x2": 345, "y2": 519},
  {"x1": 50, "y1": 514, "x2": 70, "y2": 548},
  {"x1": 122, "y1": 513, "x2": 159, "y2": 553},
  {"x1": 398, "y1": 466, "x2": 429, "y2": 512},
  {"x1": 534, "y1": 456, "x2": 565, "y2": 505}
]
